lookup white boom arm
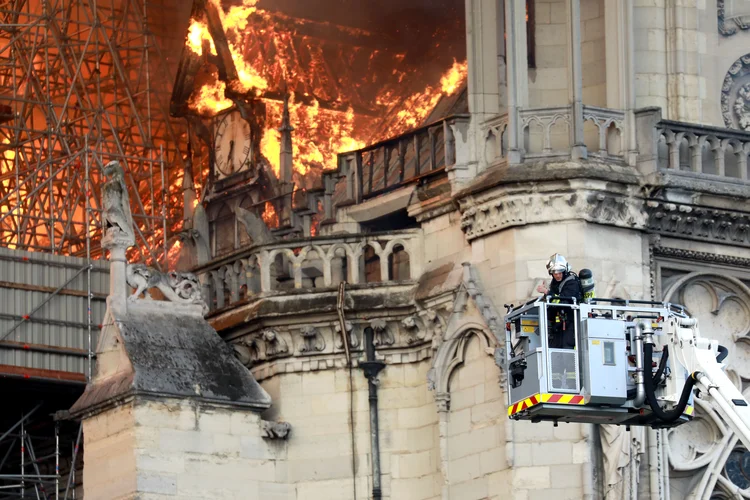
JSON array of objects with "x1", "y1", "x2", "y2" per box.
[{"x1": 669, "y1": 318, "x2": 750, "y2": 450}]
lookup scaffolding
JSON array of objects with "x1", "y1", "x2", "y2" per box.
[
  {"x1": 0, "y1": 0, "x2": 187, "y2": 264},
  {"x1": 0, "y1": 0, "x2": 187, "y2": 496}
]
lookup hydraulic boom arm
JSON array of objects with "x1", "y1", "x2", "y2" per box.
[{"x1": 663, "y1": 317, "x2": 750, "y2": 449}]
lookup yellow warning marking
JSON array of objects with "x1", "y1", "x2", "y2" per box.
[
  {"x1": 521, "y1": 326, "x2": 537, "y2": 333},
  {"x1": 591, "y1": 340, "x2": 600, "y2": 345}
]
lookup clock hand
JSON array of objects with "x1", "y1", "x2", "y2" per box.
[{"x1": 227, "y1": 140, "x2": 235, "y2": 172}]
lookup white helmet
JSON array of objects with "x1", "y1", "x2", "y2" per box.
[{"x1": 546, "y1": 253, "x2": 570, "y2": 275}]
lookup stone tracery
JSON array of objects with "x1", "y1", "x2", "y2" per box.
[{"x1": 663, "y1": 272, "x2": 750, "y2": 497}]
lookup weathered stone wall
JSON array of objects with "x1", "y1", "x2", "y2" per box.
[
  {"x1": 258, "y1": 360, "x2": 442, "y2": 499},
  {"x1": 445, "y1": 335, "x2": 507, "y2": 499},
  {"x1": 582, "y1": 0, "x2": 607, "y2": 107},
  {"x1": 530, "y1": 0, "x2": 570, "y2": 108},
  {"x1": 83, "y1": 399, "x2": 288, "y2": 500},
  {"x1": 82, "y1": 404, "x2": 137, "y2": 500}
]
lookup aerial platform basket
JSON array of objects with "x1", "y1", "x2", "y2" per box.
[{"x1": 503, "y1": 296, "x2": 694, "y2": 428}]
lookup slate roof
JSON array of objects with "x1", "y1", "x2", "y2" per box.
[{"x1": 70, "y1": 307, "x2": 271, "y2": 417}]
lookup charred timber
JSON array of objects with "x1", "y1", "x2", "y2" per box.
[
  {"x1": 169, "y1": 0, "x2": 206, "y2": 117},
  {"x1": 203, "y1": 0, "x2": 239, "y2": 83}
]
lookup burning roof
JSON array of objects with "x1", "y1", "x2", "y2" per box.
[{"x1": 171, "y1": 0, "x2": 468, "y2": 181}]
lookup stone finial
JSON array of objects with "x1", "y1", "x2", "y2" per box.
[
  {"x1": 182, "y1": 147, "x2": 195, "y2": 230},
  {"x1": 279, "y1": 92, "x2": 294, "y2": 185}
]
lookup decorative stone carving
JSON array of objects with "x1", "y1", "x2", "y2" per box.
[
  {"x1": 434, "y1": 392, "x2": 450, "y2": 413},
  {"x1": 298, "y1": 326, "x2": 325, "y2": 354},
  {"x1": 420, "y1": 309, "x2": 447, "y2": 352},
  {"x1": 721, "y1": 54, "x2": 750, "y2": 130},
  {"x1": 646, "y1": 201, "x2": 750, "y2": 247},
  {"x1": 261, "y1": 329, "x2": 289, "y2": 357},
  {"x1": 460, "y1": 191, "x2": 645, "y2": 241},
  {"x1": 401, "y1": 316, "x2": 426, "y2": 345},
  {"x1": 261, "y1": 420, "x2": 292, "y2": 440},
  {"x1": 233, "y1": 330, "x2": 290, "y2": 365},
  {"x1": 369, "y1": 319, "x2": 395, "y2": 347},
  {"x1": 334, "y1": 320, "x2": 359, "y2": 349},
  {"x1": 101, "y1": 160, "x2": 135, "y2": 246},
  {"x1": 654, "y1": 246, "x2": 750, "y2": 269},
  {"x1": 126, "y1": 264, "x2": 206, "y2": 310},
  {"x1": 600, "y1": 425, "x2": 644, "y2": 500},
  {"x1": 662, "y1": 271, "x2": 750, "y2": 497},
  {"x1": 233, "y1": 338, "x2": 261, "y2": 366},
  {"x1": 718, "y1": 0, "x2": 750, "y2": 37}
]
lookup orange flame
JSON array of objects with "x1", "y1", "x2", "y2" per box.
[
  {"x1": 261, "y1": 201, "x2": 279, "y2": 228},
  {"x1": 186, "y1": 3, "x2": 468, "y2": 183}
]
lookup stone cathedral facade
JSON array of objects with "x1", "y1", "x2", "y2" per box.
[{"x1": 71, "y1": 0, "x2": 750, "y2": 498}]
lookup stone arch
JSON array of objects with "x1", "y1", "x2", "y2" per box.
[
  {"x1": 431, "y1": 322, "x2": 505, "y2": 499},
  {"x1": 431, "y1": 322, "x2": 496, "y2": 397},
  {"x1": 387, "y1": 244, "x2": 410, "y2": 281}
]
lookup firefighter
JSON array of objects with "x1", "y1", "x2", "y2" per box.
[{"x1": 536, "y1": 253, "x2": 581, "y2": 349}]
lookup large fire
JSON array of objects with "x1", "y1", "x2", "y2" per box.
[{"x1": 185, "y1": 0, "x2": 468, "y2": 180}]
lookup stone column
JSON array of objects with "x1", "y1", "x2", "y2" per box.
[
  {"x1": 504, "y1": 0, "x2": 529, "y2": 164},
  {"x1": 605, "y1": 0, "x2": 638, "y2": 165},
  {"x1": 567, "y1": 0, "x2": 588, "y2": 159},
  {"x1": 466, "y1": 0, "x2": 507, "y2": 171}
]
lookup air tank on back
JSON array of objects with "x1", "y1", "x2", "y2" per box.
[{"x1": 579, "y1": 268, "x2": 595, "y2": 303}]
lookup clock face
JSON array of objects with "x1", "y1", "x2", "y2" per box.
[{"x1": 214, "y1": 110, "x2": 252, "y2": 178}]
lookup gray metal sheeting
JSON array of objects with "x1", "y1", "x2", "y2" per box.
[{"x1": 0, "y1": 246, "x2": 110, "y2": 376}]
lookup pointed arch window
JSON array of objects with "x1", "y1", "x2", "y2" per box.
[{"x1": 526, "y1": 0, "x2": 536, "y2": 69}]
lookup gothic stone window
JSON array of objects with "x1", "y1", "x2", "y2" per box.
[
  {"x1": 527, "y1": 0, "x2": 535, "y2": 69},
  {"x1": 503, "y1": 0, "x2": 536, "y2": 69}
]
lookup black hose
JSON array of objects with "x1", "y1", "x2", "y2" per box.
[
  {"x1": 643, "y1": 343, "x2": 697, "y2": 423},
  {"x1": 652, "y1": 345, "x2": 669, "y2": 385},
  {"x1": 717, "y1": 345, "x2": 729, "y2": 363}
]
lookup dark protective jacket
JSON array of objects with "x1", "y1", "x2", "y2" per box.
[
  {"x1": 546, "y1": 273, "x2": 582, "y2": 349},
  {"x1": 547, "y1": 273, "x2": 582, "y2": 302}
]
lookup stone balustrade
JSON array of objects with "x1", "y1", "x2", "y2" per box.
[
  {"x1": 637, "y1": 107, "x2": 750, "y2": 181},
  {"x1": 483, "y1": 105, "x2": 626, "y2": 165},
  {"x1": 195, "y1": 229, "x2": 423, "y2": 312}
]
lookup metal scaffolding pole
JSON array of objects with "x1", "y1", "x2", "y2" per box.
[
  {"x1": 0, "y1": 0, "x2": 185, "y2": 266},
  {"x1": 0, "y1": 2, "x2": 186, "y2": 498}
]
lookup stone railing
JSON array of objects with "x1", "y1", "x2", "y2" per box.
[
  {"x1": 331, "y1": 115, "x2": 469, "y2": 204},
  {"x1": 483, "y1": 105, "x2": 626, "y2": 164},
  {"x1": 195, "y1": 230, "x2": 423, "y2": 312},
  {"x1": 482, "y1": 113, "x2": 509, "y2": 165},
  {"x1": 636, "y1": 107, "x2": 750, "y2": 181}
]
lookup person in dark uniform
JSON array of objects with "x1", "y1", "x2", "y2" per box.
[{"x1": 536, "y1": 253, "x2": 582, "y2": 349}]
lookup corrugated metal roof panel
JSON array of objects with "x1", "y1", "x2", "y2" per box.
[{"x1": 0, "y1": 246, "x2": 109, "y2": 378}]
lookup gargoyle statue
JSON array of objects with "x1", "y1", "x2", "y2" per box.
[
  {"x1": 261, "y1": 420, "x2": 292, "y2": 440},
  {"x1": 126, "y1": 263, "x2": 205, "y2": 309},
  {"x1": 101, "y1": 160, "x2": 135, "y2": 244}
]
